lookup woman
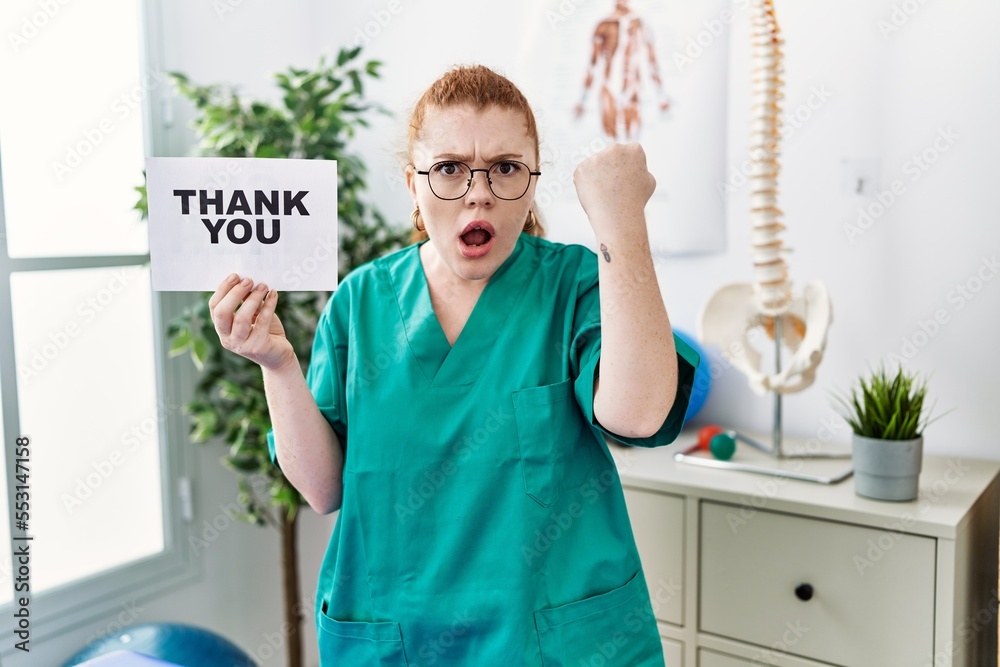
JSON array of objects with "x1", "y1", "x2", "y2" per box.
[{"x1": 209, "y1": 65, "x2": 698, "y2": 666}]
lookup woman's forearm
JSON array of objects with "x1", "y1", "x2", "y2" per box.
[
  {"x1": 591, "y1": 219, "x2": 679, "y2": 438},
  {"x1": 263, "y1": 359, "x2": 344, "y2": 514}
]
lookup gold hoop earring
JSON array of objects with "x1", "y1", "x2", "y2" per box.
[
  {"x1": 411, "y1": 208, "x2": 425, "y2": 232},
  {"x1": 523, "y1": 209, "x2": 537, "y2": 232}
]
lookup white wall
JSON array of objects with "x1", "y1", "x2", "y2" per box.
[
  {"x1": 35, "y1": 2, "x2": 999, "y2": 666},
  {"x1": 317, "y1": 0, "x2": 1000, "y2": 460},
  {"x1": 699, "y1": 0, "x2": 1000, "y2": 458}
]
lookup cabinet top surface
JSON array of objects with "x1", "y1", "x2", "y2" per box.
[{"x1": 611, "y1": 429, "x2": 1000, "y2": 538}]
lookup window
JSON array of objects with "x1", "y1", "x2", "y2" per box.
[{"x1": 0, "y1": 0, "x2": 194, "y2": 652}]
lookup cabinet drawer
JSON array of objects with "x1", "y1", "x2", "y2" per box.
[
  {"x1": 700, "y1": 501, "x2": 935, "y2": 666},
  {"x1": 698, "y1": 650, "x2": 743, "y2": 667},
  {"x1": 698, "y1": 647, "x2": 830, "y2": 667},
  {"x1": 623, "y1": 488, "x2": 684, "y2": 625}
]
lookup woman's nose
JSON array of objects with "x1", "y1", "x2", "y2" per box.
[{"x1": 465, "y1": 170, "x2": 495, "y2": 206}]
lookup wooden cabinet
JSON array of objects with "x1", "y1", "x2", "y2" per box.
[{"x1": 615, "y1": 436, "x2": 1000, "y2": 667}]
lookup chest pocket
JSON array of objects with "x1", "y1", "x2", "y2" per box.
[{"x1": 513, "y1": 379, "x2": 590, "y2": 507}]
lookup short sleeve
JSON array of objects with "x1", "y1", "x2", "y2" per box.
[
  {"x1": 570, "y1": 259, "x2": 701, "y2": 448},
  {"x1": 267, "y1": 292, "x2": 349, "y2": 472}
]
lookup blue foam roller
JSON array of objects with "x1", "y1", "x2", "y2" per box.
[{"x1": 673, "y1": 328, "x2": 711, "y2": 422}]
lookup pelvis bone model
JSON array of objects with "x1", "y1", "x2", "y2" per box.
[{"x1": 698, "y1": 0, "x2": 833, "y2": 397}]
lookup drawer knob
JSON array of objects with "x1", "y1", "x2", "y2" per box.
[{"x1": 794, "y1": 583, "x2": 814, "y2": 601}]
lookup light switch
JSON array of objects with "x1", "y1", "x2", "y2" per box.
[{"x1": 840, "y1": 158, "x2": 881, "y2": 196}]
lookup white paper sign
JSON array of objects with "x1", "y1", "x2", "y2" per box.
[{"x1": 146, "y1": 157, "x2": 338, "y2": 291}]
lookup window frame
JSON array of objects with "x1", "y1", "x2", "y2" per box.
[{"x1": 0, "y1": 0, "x2": 202, "y2": 655}]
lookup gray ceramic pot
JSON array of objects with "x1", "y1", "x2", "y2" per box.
[{"x1": 852, "y1": 434, "x2": 923, "y2": 501}]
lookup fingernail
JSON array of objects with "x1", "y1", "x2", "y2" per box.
[
  {"x1": 255, "y1": 282, "x2": 268, "y2": 292},
  {"x1": 241, "y1": 277, "x2": 252, "y2": 286},
  {"x1": 228, "y1": 273, "x2": 238, "y2": 284}
]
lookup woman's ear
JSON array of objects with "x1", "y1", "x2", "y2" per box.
[{"x1": 405, "y1": 164, "x2": 417, "y2": 202}]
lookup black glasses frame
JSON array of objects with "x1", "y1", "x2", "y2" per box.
[{"x1": 416, "y1": 160, "x2": 542, "y2": 201}]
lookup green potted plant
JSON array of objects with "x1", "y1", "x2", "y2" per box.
[
  {"x1": 831, "y1": 363, "x2": 943, "y2": 501},
  {"x1": 134, "y1": 47, "x2": 409, "y2": 667}
]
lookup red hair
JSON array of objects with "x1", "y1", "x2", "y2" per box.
[{"x1": 406, "y1": 65, "x2": 545, "y2": 243}]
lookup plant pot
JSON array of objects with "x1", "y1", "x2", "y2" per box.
[{"x1": 852, "y1": 434, "x2": 923, "y2": 501}]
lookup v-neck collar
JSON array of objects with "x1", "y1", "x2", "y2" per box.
[{"x1": 386, "y1": 234, "x2": 538, "y2": 387}]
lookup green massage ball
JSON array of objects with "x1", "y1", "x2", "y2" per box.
[{"x1": 709, "y1": 432, "x2": 736, "y2": 461}]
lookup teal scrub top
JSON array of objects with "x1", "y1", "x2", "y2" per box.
[{"x1": 268, "y1": 233, "x2": 699, "y2": 666}]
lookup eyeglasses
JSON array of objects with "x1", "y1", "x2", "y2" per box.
[{"x1": 416, "y1": 160, "x2": 541, "y2": 201}]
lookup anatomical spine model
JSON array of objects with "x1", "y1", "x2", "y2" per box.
[{"x1": 698, "y1": 0, "x2": 832, "y2": 396}]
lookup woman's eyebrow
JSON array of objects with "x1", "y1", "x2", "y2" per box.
[{"x1": 434, "y1": 152, "x2": 524, "y2": 162}]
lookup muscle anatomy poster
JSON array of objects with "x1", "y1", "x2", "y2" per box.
[{"x1": 519, "y1": 0, "x2": 730, "y2": 255}]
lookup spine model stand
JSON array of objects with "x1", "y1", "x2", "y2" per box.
[{"x1": 697, "y1": 0, "x2": 834, "y2": 457}]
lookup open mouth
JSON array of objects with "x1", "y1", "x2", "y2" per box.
[
  {"x1": 458, "y1": 221, "x2": 495, "y2": 258},
  {"x1": 461, "y1": 227, "x2": 493, "y2": 247}
]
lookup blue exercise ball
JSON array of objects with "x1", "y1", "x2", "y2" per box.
[
  {"x1": 62, "y1": 623, "x2": 257, "y2": 667},
  {"x1": 673, "y1": 328, "x2": 711, "y2": 422}
]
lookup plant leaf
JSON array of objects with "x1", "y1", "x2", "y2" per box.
[
  {"x1": 191, "y1": 337, "x2": 209, "y2": 371},
  {"x1": 169, "y1": 329, "x2": 192, "y2": 357}
]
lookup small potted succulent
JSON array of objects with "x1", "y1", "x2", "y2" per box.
[{"x1": 831, "y1": 364, "x2": 943, "y2": 501}]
